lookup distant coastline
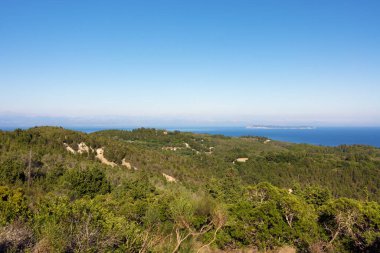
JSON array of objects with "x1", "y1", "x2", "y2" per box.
[
  {"x1": 246, "y1": 125, "x2": 316, "y2": 130},
  {"x1": 1, "y1": 126, "x2": 380, "y2": 147}
]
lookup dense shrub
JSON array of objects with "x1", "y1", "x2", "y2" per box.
[
  {"x1": 227, "y1": 183, "x2": 320, "y2": 249},
  {"x1": 63, "y1": 166, "x2": 110, "y2": 198},
  {"x1": 0, "y1": 127, "x2": 379, "y2": 252},
  {"x1": 319, "y1": 198, "x2": 380, "y2": 252},
  {"x1": 0, "y1": 186, "x2": 30, "y2": 225},
  {"x1": 0, "y1": 158, "x2": 25, "y2": 184}
]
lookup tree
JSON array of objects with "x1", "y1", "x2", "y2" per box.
[
  {"x1": 168, "y1": 192, "x2": 226, "y2": 252},
  {"x1": 320, "y1": 198, "x2": 380, "y2": 252},
  {"x1": 63, "y1": 166, "x2": 110, "y2": 198}
]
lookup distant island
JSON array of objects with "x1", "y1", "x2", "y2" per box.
[{"x1": 246, "y1": 125, "x2": 316, "y2": 130}]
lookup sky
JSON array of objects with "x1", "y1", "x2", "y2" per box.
[{"x1": 1, "y1": 0, "x2": 380, "y2": 127}]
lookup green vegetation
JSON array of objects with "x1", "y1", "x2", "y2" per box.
[{"x1": 0, "y1": 126, "x2": 379, "y2": 252}]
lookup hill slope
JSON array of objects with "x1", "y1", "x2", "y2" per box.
[{"x1": 0, "y1": 126, "x2": 379, "y2": 252}]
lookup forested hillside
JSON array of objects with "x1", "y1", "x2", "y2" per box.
[{"x1": 0, "y1": 127, "x2": 379, "y2": 252}]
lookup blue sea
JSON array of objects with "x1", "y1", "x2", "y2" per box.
[
  {"x1": 2, "y1": 126, "x2": 380, "y2": 148},
  {"x1": 166, "y1": 127, "x2": 380, "y2": 148},
  {"x1": 69, "y1": 126, "x2": 380, "y2": 147}
]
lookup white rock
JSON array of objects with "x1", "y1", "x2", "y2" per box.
[
  {"x1": 96, "y1": 148, "x2": 117, "y2": 167},
  {"x1": 236, "y1": 158, "x2": 249, "y2": 163},
  {"x1": 162, "y1": 173, "x2": 177, "y2": 183},
  {"x1": 64, "y1": 143, "x2": 76, "y2": 154},
  {"x1": 77, "y1": 142, "x2": 90, "y2": 154},
  {"x1": 122, "y1": 158, "x2": 132, "y2": 169}
]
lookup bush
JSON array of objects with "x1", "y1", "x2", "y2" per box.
[
  {"x1": 63, "y1": 166, "x2": 110, "y2": 198},
  {"x1": 299, "y1": 185, "x2": 332, "y2": 207},
  {"x1": 0, "y1": 186, "x2": 30, "y2": 225},
  {"x1": 0, "y1": 158, "x2": 25, "y2": 184},
  {"x1": 319, "y1": 198, "x2": 380, "y2": 252},
  {"x1": 33, "y1": 195, "x2": 144, "y2": 252},
  {"x1": 227, "y1": 183, "x2": 320, "y2": 250}
]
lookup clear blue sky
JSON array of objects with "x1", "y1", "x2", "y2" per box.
[{"x1": 1, "y1": 0, "x2": 379, "y2": 126}]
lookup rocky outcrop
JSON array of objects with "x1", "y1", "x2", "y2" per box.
[
  {"x1": 122, "y1": 158, "x2": 132, "y2": 169},
  {"x1": 63, "y1": 143, "x2": 76, "y2": 154},
  {"x1": 77, "y1": 142, "x2": 90, "y2": 154},
  {"x1": 236, "y1": 158, "x2": 249, "y2": 163},
  {"x1": 96, "y1": 148, "x2": 117, "y2": 167},
  {"x1": 162, "y1": 173, "x2": 177, "y2": 183}
]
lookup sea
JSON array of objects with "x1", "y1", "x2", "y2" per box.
[
  {"x1": 2, "y1": 126, "x2": 380, "y2": 148},
  {"x1": 165, "y1": 127, "x2": 380, "y2": 148}
]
